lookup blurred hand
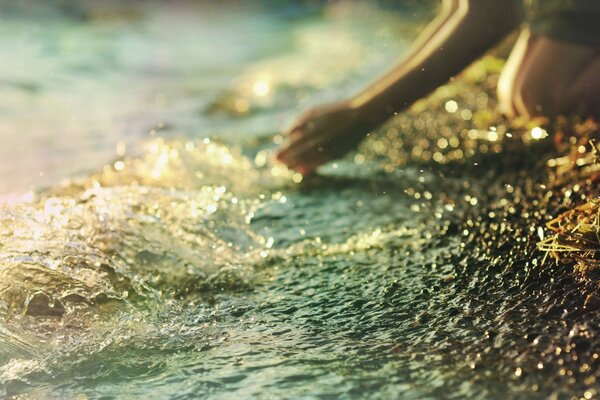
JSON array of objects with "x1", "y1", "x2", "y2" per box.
[{"x1": 276, "y1": 101, "x2": 375, "y2": 175}]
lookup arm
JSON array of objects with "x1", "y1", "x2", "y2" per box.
[
  {"x1": 351, "y1": 0, "x2": 523, "y2": 122},
  {"x1": 277, "y1": 0, "x2": 523, "y2": 174}
]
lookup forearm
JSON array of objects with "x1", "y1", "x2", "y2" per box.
[{"x1": 349, "y1": 0, "x2": 523, "y2": 124}]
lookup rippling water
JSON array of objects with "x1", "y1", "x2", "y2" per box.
[{"x1": 2, "y1": 1, "x2": 600, "y2": 399}]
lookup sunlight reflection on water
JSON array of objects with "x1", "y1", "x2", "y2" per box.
[{"x1": 6, "y1": 2, "x2": 599, "y2": 399}]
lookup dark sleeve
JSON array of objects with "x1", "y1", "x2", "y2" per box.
[{"x1": 526, "y1": 0, "x2": 600, "y2": 46}]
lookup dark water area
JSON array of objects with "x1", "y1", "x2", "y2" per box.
[{"x1": 1, "y1": 1, "x2": 600, "y2": 399}]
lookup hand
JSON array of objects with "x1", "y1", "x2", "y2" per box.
[{"x1": 276, "y1": 101, "x2": 376, "y2": 175}]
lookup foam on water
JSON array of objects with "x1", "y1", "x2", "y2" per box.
[{"x1": 4, "y1": 2, "x2": 600, "y2": 399}]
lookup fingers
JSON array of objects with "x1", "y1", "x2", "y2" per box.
[
  {"x1": 277, "y1": 130, "x2": 332, "y2": 169},
  {"x1": 296, "y1": 156, "x2": 330, "y2": 175},
  {"x1": 275, "y1": 139, "x2": 300, "y2": 164},
  {"x1": 276, "y1": 126, "x2": 320, "y2": 163},
  {"x1": 276, "y1": 104, "x2": 345, "y2": 174},
  {"x1": 284, "y1": 141, "x2": 328, "y2": 170},
  {"x1": 276, "y1": 132, "x2": 328, "y2": 172}
]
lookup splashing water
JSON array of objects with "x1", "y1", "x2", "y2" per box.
[{"x1": 3, "y1": 2, "x2": 600, "y2": 399}]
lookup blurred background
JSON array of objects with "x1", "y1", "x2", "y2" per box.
[
  {"x1": 6, "y1": 3, "x2": 600, "y2": 399},
  {"x1": 0, "y1": 0, "x2": 434, "y2": 196}
]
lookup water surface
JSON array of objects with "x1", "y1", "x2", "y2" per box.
[{"x1": 2, "y1": 2, "x2": 600, "y2": 399}]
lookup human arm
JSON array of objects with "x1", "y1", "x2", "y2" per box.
[{"x1": 276, "y1": 0, "x2": 524, "y2": 174}]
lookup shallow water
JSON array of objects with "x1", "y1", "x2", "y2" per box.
[
  {"x1": 2, "y1": 2, "x2": 600, "y2": 399},
  {"x1": 0, "y1": 0, "x2": 415, "y2": 196}
]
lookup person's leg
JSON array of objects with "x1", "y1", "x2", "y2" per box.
[
  {"x1": 497, "y1": 30, "x2": 533, "y2": 117},
  {"x1": 498, "y1": 29, "x2": 600, "y2": 119}
]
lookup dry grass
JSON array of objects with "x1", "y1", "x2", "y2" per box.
[
  {"x1": 538, "y1": 199, "x2": 600, "y2": 271},
  {"x1": 538, "y1": 140, "x2": 600, "y2": 272}
]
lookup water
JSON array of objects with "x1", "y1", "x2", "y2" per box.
[
  {"x1": 0, "y1": 0, "x2": 416, "y2": 196},
  {"x1": 2, "y1": 1, "x2": 600, "y2": 399}
]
